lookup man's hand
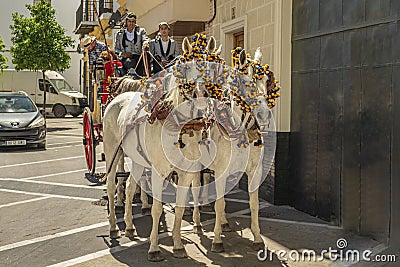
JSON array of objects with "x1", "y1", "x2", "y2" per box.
[
  {"x1": 142, "y1": 43, "x2": 149, "y2": 51},
  {"x1": 89, "y1": 65, "x2": 94, "y2": 73},
  {"x1": 120, "y1": 52, "x2": 132, "y2": 58},
  {"x1": 162, "y1": 60, "x2": 169, "y2": 66}
]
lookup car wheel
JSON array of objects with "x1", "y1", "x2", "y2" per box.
[{"x1": 53, "y1": 104, "x2": 67, "y2": 118}]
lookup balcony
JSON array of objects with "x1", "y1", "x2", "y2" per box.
[
  {"x1": 99, "y1": 0, "x2": 113, "y2": 17},
  {"x1": 74, "y1": 0, "x2": 114, "y2": 35}
]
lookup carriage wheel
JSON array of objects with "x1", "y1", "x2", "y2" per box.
[{"x1": 83, "y1": 107, "x2": 96, "y2": 175}]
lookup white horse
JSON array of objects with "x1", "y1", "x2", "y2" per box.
[
  {"x1": 108, "y1": 77, "x2": 151, "y2": 214},
  {"x1": 191, "y1": 47, "x2": 276, "y2": 252},
  {"x1": 103, "y1": 35, "x2": 217, "y2": 261}
]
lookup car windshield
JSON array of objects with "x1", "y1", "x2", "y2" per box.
[
  {"x1": 50, "y1": 79, "x2": 75, "y2": 92},
  {"x1": 0, "y1": 96, "x2": 37, "y2": 113}
]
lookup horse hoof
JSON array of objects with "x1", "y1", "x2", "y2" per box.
[
  {"x1": 110, "y1": 230, "x2": 121, "y2": 239},
  {"x1": 173, "y1": 248, "x2": 188, "y2": 258},
  {"x1": 141, "y1": 208, "x2": 151, "y2": 215},
  {"x1": 148, "y1": 251, "x2": 164, "y2": 262},
  {"x1": 193, "y1": 225, "x2": 203, "y2": 235},
  {"x1": 211, "y1": 242, "x2": 224, "y2": 253},
  {"x1": 200, "y1": 205, "x2": 213, "y2": 212},
  {"x1": 125, "y1": 229, "x2": 136, "y2": 238},
  {"x1": 221, "y1": 223, "x2": 232, "y2": 232},
  {"x1": 253, "y1": 241, "x2": 265, "y2": 251}
]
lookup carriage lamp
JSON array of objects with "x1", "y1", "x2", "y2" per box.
[{"x1": 95, "y1": 58, "x2": 105, "y2": 82}]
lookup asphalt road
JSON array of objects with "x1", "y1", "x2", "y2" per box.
[
  {"x1": 0, "y1": 117, "x2": 108, "y2": 266},
  {"x1": 0, "y1": 117, "x2": 387, "y2": 267},
  {"x1": 0, "y1": 117, "x2": 277, "y2": 267}
]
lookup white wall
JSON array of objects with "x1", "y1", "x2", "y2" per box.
[
  {"x1": 52, "y1": 0, "x2": 81, "y2": 91},
  {"x1": 0, "y1": 0, "x2": 81, "y2": 91}
]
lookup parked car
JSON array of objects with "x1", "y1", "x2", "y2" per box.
[{"x1": 0, "y1": 91, "x2": 46, "y2": 149}]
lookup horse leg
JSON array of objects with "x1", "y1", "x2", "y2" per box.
[
  {"x1": 148, "y1": 168, "x2": 164, "y2": 262},
  {"x1": 191, "y1": 174, "x2": 203, "y2": 234},
  {"x1": 115, "y1": 156, "x2": 125, "y2": 208},
  {"x1": 248, "y1": 164, "x2": 264, "y2": 250},
  {"x1": 201, "y1": 172, "x2": 212, "y2": 212},
  {"x1": 124, "y1": 163, "x2": 143, "y2": 238},
  {"x1": 249, "y1": 189, "x2": 264, "y2": 250},
  {"x1": 106, "y1": 151, "x2": 123, "y2": 239},
  {"x1": 211, "y1": 173, "x2": 227, "y2": 253},
  {"x1": 220, "y1": 209, "x2": 232, "y2": 232},
  {"x1": 172, "y1": 172, "x2": 193, "y2": 258},
  {"x1": 140, "y1": 174, "x2": 151, "y2": 215}
]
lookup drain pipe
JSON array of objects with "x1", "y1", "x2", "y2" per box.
[{"x1": 207, "y1": 0, "x2": 217, "y2": 24}]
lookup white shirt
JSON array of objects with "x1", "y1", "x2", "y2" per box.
[
  {"x1": 125, "y1": 29, "x2": 135, "y2": 41},
  {"x1": 161, "y1": 38, "x2": 169, "y2": 53}
]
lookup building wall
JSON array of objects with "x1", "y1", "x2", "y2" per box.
[
  {"x1": 291, "y1": 0, "x2": 400, "y2": 243},
  {"x1": 206, "y1": 0, "x2": 291, "y2": 133},
  {"x1": 206, "y1": 0, "x2": 292, "y2": 204},
  {"x1": 127, "y1": 0, "x2": 211, "y2": 35}
]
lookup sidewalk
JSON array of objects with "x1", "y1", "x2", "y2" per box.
[{"x1": 73, "y1": 190, "x2": 388, "y2": 267}]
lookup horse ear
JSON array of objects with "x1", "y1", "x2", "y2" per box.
[
  {"x1": 254, "y1": 47, "x2": 262, "y2": 63},
  {"x1": 182, "y1": 37, "x2": 192, "y2": 54},
  {"x1": 215, "y1": 44, "x2": 222, "y2": 55},
  {"x1": 206, "y1": 36, "x2": 216, "y2": 52},
  {"x1": 239, "y1": 49, "x2": 247, "y2": 68}
]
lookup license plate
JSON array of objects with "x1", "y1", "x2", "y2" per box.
[{"x1": 5, "y1": 140, "x2": 26, "y2": 146}]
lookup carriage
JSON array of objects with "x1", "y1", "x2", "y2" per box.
[
  {"x1": 82, "y1": 47, "x2": 153, "y2": 183},
  {"x1": 82, "y1": 32, "x2": 282, "y2": 261}
]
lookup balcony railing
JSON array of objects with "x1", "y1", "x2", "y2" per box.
[
  {"x1": 99, "y1": 0, "x2": 113, "y2": 16},
  {"x1": 75, "y1": 0, "x2": 113, "y2": 34}
]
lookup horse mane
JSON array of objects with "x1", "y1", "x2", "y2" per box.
[
  {"x1": 163, "y1": 82, "x2": 181, "y2": 108},
  {"x1": 114, "y1": 77, "x2": 142, "y2": 95}
]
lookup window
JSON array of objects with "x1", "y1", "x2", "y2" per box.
[
  {"x1": 50, "y1": 79, "x2": 74, "y2": 92},
  {"x1": 38, "y1": 79, "x2": 57, "y2": 94},
  {"x1": 0, "y1": 96, "x2": 36, "y2": 113}
]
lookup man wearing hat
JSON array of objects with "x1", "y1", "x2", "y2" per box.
[
  {"x1": 149, "y1": 22, "x2": 180, "y2": 74},
  {"x1": 114, "y1": 12, "x2": 150, "y2": 76},
  {"x1": 79, "y1": 36, "x2": 107, "y2": 73}
]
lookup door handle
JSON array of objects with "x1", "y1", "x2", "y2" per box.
[
  {"x1": 38, "y1": 94, "x2": 43, "y2": 96},
  {"x1": 30, "y1": 94, "x2": 35, "y2": 96}
]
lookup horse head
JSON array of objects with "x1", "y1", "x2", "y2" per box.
[
  {"x1": 228, "y1": 47, "x2": 279, "y2": 145},
  {"x1": 165, "y1": 34, "x2": 220, "y2": 109}
]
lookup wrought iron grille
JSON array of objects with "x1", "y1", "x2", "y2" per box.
[{"x1": 75, "y1": 0, "x2": 98, "y2": 29}]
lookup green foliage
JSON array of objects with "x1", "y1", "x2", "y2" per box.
[
  {"x1": 9, "y1": 0, "x2": 74, "y2": 72},
  {"x1": 0, "y1": 36, "x2": 8, "y2": 70}
]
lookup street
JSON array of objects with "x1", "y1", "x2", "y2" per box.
[{"x1": 0, "y1": 117, "x2": 385, "y2": 267}]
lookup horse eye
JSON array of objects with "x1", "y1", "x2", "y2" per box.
[{"x1": 257, "y1": 110, "x2": 266, "y2": 121}]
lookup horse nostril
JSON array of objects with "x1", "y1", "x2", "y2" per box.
[{"x1": 257, "y1": 111, "x2": 266, "y2": 121}]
